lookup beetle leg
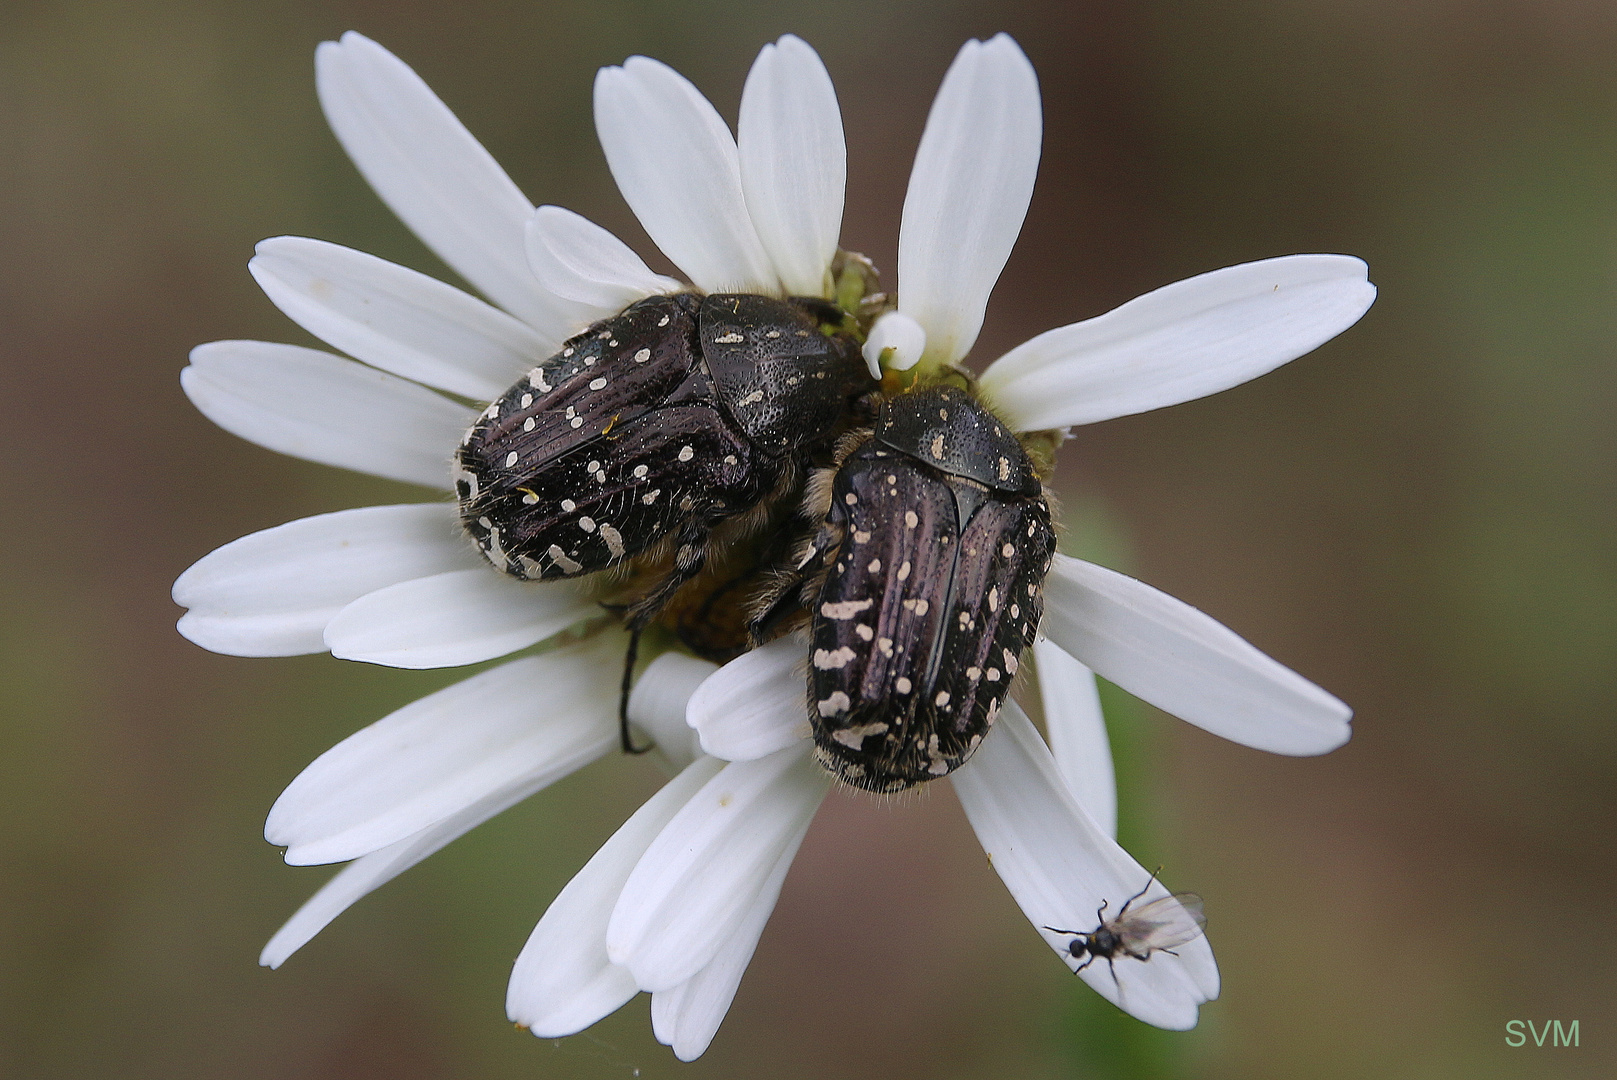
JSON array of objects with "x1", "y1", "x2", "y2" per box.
[
  {"x1": 617, "y1": 625, "x2": 654, "y2": 755},
  {"x1": 748, "y1": 518, "x2": 843, "y2": 645},
  {"x1": 625, "y1": 517, "x2": 712, "y2": 631}
]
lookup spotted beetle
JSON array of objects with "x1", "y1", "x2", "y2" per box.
[
  {"x1": 755, "y1": 386, "x2": 1056, "y2": 792},
  {"x1": 456, "y1": 291, "x2": 869, "y2": 747}
]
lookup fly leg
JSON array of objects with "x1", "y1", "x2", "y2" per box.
[{"x1": 1117, "y1": 866, "x2": 1164, "y2": 919}]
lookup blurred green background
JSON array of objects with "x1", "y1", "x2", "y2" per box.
[{"x1": 3, "y1": 0, "x2": 1614, "y2": 1077}]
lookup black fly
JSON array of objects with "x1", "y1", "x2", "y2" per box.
[{"x1": 1044, "y1": 868, "x2": 1207, "y2": 987}]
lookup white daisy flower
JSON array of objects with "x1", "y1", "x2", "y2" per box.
[
  {"x1": 172, "y1": 26, "x2": 1375, "y2": 1062},
  {"x1": 523, "y1": 32, "x2": 1376, "y2": 1056},
  {"x1": 172, "y1": 31, "x2": 855, "y2": 965}
]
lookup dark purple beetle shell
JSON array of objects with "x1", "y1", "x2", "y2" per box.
[
  {"x1": 804, "y1": 387, "x2": 1055, "y2": 792},
  {"x1": 454, "y1": 292, "x2": 865, "y2": 582}
]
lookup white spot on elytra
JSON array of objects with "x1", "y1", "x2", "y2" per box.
[
  {"x1": 897, "y1": 561, "x2": 911, "y2": 581},
  {"x1": 902, "y1": 598, "x2": 930, "y2": 616},
  {"x1": 878, "y1": 637, "x2": 894, "y2": 657},
  {"x1": 599, "y1": 523, "x2": 625, "y2": 558},
  {"x1": 867, "y1": 558, "x2": 881, "y2": 573},
  {"x1": 855, "y1": 624, "x2": 874, "y2": 641},
  {"x1": 656, "y1": 315, "x2": 670, "y2": 328},
  {"x1": 547, "y1": 544, "x2": 582, "y2": 573},
  {"x1": 904, "y1": 511, "x2": 918, "y2": 528},
  {"x1": 894, "y1": 677, "x2": 912, "y2": 693},
  {"x1": 520, "y1": 393, "x2": 533, "y2": 408},
  {"x1": 852, "y1": 530, "x2": 871, "y2": 544},
  {"x1": 714, "y1": 331, "x2": 744, "y2": 344},
  {"x1": 635, "y1": 347, "x2": 652, "y2": 362},
  {"x1": 988, "y1": 587, "x2": 1000, "y2": 612},
  {"x1": 844, "y1": 492, "x2": 858, "y2": 505},
  {"x1": 1003, "y1": 648, "x2": 1019, "y2": 675},
  {"x1": 820, "y1": 598, "x2": 872, "y2": 619},
  {"x1": 578, "y1": 517, "x2": 596, "y2": 532},
  {"x1": 930, "y1": 434, "x2": 945, "y2": 458},
  {"x1": 935, "y1": 691, "x2": 951, "y2": 707},
  {"x1": 1002, "y1": 543, "x2": 1016, "y2": 557},
  {"x1": 529, "y1": 368, "x2": 552, "y2": 392},
  {"x1": 570, "y1": 417, "x2": 583, "y2": 428},
  {"x1": 813, "y1": 647, "x2": 857, "y2": 670},
  {"x1": 561, "y1": 499, "x2": 576, "y2": 511},
  {"x1": 504, "y1": 451, "x2": 518, "y2": 467},
  {"x1": 832, "y1": 722, "x2": 889, "y2": 750},
  {"x1": 986, "y1": 667, "x2": 1002, "y2": 682},
  {"x1": 589, "y1": 376, "x2": 607, "y2": 390},
  {"x1": 678, "y1": 445, "x2": 695, "y2": 462},
  {"x1": 633, "y1": 464, "x2": 649, "y2": 479},
  {"x1": 521, "y1": 491, "x2": 538, "y2": 505},
  {"x1": 523, "y1": 417, "x2": 535, "y2": 432},
  {"x1": 966, "y1": 666, "x2": 981, "y2": 680},
  {"x1": 817, "y1": 692, "x2": 851, "y2": 717},
  {"x1": 642, "y1": 489, "x2": 661, "y2": 504},
  {"x1": 739, "y1": 390, "x2": 764, "y2": 406}
]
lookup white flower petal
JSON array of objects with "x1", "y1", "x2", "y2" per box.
[
  {"x1": 249, "y1": 236, "x2": 551, "y2": 401},
  {"x1": 265, "y1": 637, "x2": 617, "y2": 866},
  {"x1": 508, "y1": 755, "x2": 725, "y2": 1037},
  {"x1": 1041, "y1": 555, "x2": 1352, "y2": 755},
  {"x1": 860, "y1": 311, "x2": 928, "y2": 378},
  {"x1": 686, "y1": 635, "x2": 807, "y2": 761},
  {"x1": 607, "y1": 743, "x2": 828, "y2": 990},
  {"x1": 627, "y1": 652, "x2": 716, "y2": 772},
  {"x1": 650, "y1": 832, "x2": 796, "y2": 1061},
  {"x1": 594, "y1": 56, "x2": 778, "y2": 294},
  {"x1": 897, "y1": 34, "x2": 1040, "y2": 365},
  {"x1": 268, "y1": 637, "x2": 622, "y2": 865},
  {"x1": 738, "y1": 35, "x2": 844, "y2": 297},
  {"x1": 525, "y1": 206, "x2": 683, "y2": 311},
  {"x1": 260, "y1": 761, "x2": 561, "y2": 968},
  {"x1": 173, "y1": 504, "x2": 479, "y2": 657},
  {"x1": 315, "y1": 32, "x2": 594, "y2": 340},
  {"x1": 953, "y1": 702, "x2": 1219, "y2": 1028},
  {"x1": 321, "y1": 569, "x2": 595, "y2": 669},
  {"x1": 978, "y1": 255, "x2": 1377, "y2": 431},
  {"x1": 324, "y1": 568, "x2": 594, "y2": 670},
  {"x1": 182, "y1": 340, "x2": 471, "y2": 488},
  {"x1": 1035, "y1": 638, "x2": 1116, "y2": 838}
]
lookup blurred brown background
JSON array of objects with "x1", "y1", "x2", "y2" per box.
[{"x1": 3, "y1": 1, "x2": 1614, "y2": 1077}]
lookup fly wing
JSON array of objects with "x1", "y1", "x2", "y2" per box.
[{"x1": 1115, "y1": 893, "x2": 1207, "y2": 953}]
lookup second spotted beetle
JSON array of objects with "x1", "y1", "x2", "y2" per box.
[{"x1": 755, "y1": 385, "x2": 1057, "y2": 791}]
